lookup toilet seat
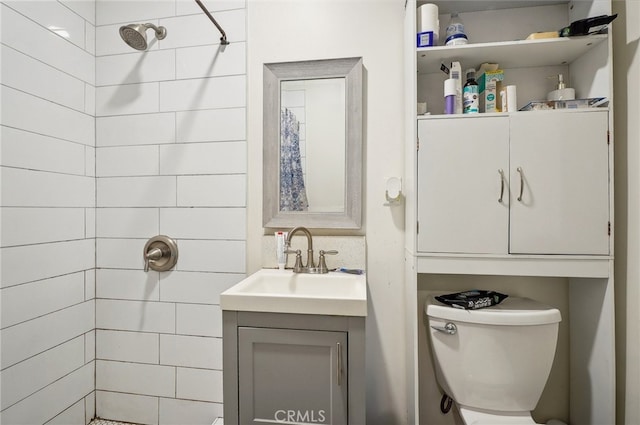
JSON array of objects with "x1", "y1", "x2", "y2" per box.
[{"x1": 458, "y1": 406, "x2": 537, "y2": 425}]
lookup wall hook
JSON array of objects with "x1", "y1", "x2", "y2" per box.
[{"x1": 385, "y1": 177, "x2": 403, "y2": 205}]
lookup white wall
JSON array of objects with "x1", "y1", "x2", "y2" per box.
[
  {"x1": 613, "y1": 0, "x2": 640, "y2": 423},
  {"x1": 246, "y1": 1, "x2": 408, "y2": 422},
  {"x1": 93, "y1": 0, "x2": 246, "y2": 423},
  {"x1": 0, "y1": 1, "x2": 97, "y2": 423}
]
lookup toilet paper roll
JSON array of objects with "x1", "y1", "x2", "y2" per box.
[
  {"x1": 506, "y1": 85, "x2": 517, "y2": 112},
  {"x1": 417, "y1": 4, "x2": 439, "y2": 43}
]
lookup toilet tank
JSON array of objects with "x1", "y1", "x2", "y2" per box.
[{"x1": 425, "y1": 295, "x2": 561, "y2": 412}]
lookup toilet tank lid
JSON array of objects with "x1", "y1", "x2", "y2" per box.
[{"x1": 425, "y1": 295, "x2": 561, "y2": 325}]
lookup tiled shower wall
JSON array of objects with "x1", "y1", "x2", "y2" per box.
[
  {"x1": 0, "y1": 1, "x2": 97, "y2": 424},
  {"x1": 93, "y1": 1, "x2": 246, "y2": 424}
]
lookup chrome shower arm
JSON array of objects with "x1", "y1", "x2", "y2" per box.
[{"x1": 194, "y1": 0, "x2": 230, "y2": 45}]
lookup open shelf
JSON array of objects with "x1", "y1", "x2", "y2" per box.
[
  {"x1": 416, "y1": 34, "x2": 607, "y2": 74},
  {"x1": 417, "y1": 0, "x2": 567, "y2": 15}
]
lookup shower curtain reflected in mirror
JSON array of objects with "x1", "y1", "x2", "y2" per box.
[{"x1": 280, "y1": 108, "x2": 308, "y2": 211}]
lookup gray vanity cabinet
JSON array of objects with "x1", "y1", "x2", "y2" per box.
[
  {"x1": 223, "y1": 311, "x2": 365, "y2": 425},
  {"x1": 238, "y1": 327, "x2": 347, "y2": 424}
]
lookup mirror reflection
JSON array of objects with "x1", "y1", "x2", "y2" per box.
[
  {"x1": 280, "y1": 78, "x2": 346, "y2": 213},
  {"x1": 263, "y1": 57, "x2": 362, "y2": 229}
]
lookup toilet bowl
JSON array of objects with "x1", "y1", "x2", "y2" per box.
[{"x1": 425, "y1": 294, "x2": 561, "y2": 424}]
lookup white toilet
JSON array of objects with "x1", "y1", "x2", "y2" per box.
[{"x1": 425, "y1": 294, "x2": 562, "y2": 424}]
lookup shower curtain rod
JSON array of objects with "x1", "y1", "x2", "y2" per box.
[{"x1": 194, "y1": 0, "x2": 230, "y2": 45}]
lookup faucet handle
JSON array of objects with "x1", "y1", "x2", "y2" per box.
[
  {"x1": 318, "y1": 250, "x2": 338, "y2": 274},
  {"x1": 285, "y1": 249, "x2": 304, "y2": 273}
]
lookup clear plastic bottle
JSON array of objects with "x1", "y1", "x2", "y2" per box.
[
  {"x1": 445, "y1": 12, "x2": 468, "y2": 46},
  {"x1": 463, "y1": 69, "x2": 479, "y2": 114}
]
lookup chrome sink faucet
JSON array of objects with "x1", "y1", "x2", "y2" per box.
[{"x1": 285, "y1": 227, "x2": 338, "y2": 274}]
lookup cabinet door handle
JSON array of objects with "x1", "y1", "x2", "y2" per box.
[
  {"x1": 337, "y1": 342, "x2": 343, "y2": 386},
  {"x1": 517, "y1": 167, "x2": 524, "y2": 202},
  {"x1": 498, "y1": 169, "x2": 505, "y2": 203}
]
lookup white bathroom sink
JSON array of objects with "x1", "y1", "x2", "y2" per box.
[{"x1": 220, "y1": 269, "x2": 367, "y2": 316}]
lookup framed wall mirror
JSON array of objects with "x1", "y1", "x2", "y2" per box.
[{"x1": 263, "y1": 57, "x2": 363, "y2": 229}]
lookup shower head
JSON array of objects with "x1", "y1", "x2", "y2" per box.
[{"x1": 119, "y1": 23, "x2": 167, "y2": 51}]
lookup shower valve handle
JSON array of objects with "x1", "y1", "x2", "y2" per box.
[
  {"x1": 143, "y1": 235, "x2": 179, "y2": 272},
  {"x1": 144, "y1": 247, "x2": 164, "y2": 272}
]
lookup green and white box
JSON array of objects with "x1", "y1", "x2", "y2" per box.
[{"x1": 478, "y1": 70, "x2": 504, "y2": 113}]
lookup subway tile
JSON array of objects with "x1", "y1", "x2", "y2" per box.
[
  {"x1": 159, "y1": 207, "x2": 246, "y2": 240},
  {"x1": 85, "y1": 330, "x2": 96, "y2": 363},
  {"x1": 96, "y1": 238, "x2": 146, "y2": 270},
  {"x1": 176, "y1": 368, "x2": 223, "y2": 403},
  {"x1": 159, "y1": 397, "x2": 223, "y2": 425},
  {"x1": 2, "y1": 168, "x2": 94, "y2": 208},
  {"x1": 95, "y1": 22, "x2": 161, "y2": 57},
  {"x1": 96, "y1": 329, "x2": 159, "y2": 364},
  {"x1": 176, "y1": 175, "x2": 246, "y2": 207},
  {"x1": 97, "y1": 50, "x2": 176, "y2": 86},
  {"x1": 160, "y1": 334, "x2": 222, "y2": 369},
  {"x1": 96, "y1": 145, "x2": 160, "y2": 177},
  {"x1": 159, "y1": 271, "x2": 243, "y2": 305},
  {"x1": 85, "y1": 270, "x2": 96, "y2": 300},
  {"x1": 46, "y1": 399, "x2": 85, "y2": 425},
  {"x1": 176, "y1": 42, "x2": 245, "y2": 80},
  {"x1": 4, "y1": 1, "x2": 87, "y2": 49},
  {"x1": 0, "y1": 336, "x2": 84, "y2": 410},
  {"x1": 85, "y1": 208, "x2": 96, "y2": 239},
  {"x1": 159, "y1": 142, "x2": 246, "y2": 176},
  {"x1": 85, "y1": 21, "x2": 96, "y2": 55},
  {"x1": 62, "y1": 0, "x2": 96, "y2": 24},
  {"x1": 1, "y1": 45, "x2": 85, "y2": 111},
  {"x1": 85, "y1": 392, "x2": 96, "y2": 424},
  {"x1": 85, "y1": 83, "x2": 96, "y2": 115},
  {"x1": 96, "y1": 360, "x2": 175, "y2": 397},
  {"x1": 176, "y1": 108, "x2": 245, "y2": 143},
  {"x1": 96, "y1": 391, "x2": 159, "y2": 425},
  {"x1": 96, "y1": 299, "x2": 175, "y2": 333},
  {"x1": 96, "y1": 0, "x2": 175, "y2": 26},
  {"x1": 1, "y1": 301, "x2": 94, "y2": 369},
  {"x1": 97, "y1": 176, "x2": 177, "y2": 207},
  {"x1": 1, "y1": 207, "x2": 86, "y2": 247},
  {"x1": 96, "y1": 269, "x2": 160, "y2": 301},
  {"x1": 96, "y1": 208, "x2": 159, "y2": 238},
  {"x1": 95, "y1": 82, "x2": 160, "y2": 117},
  {"x1": 176, "y1": 304, "x2": 222, "y2": 337},
  {"x1": 1, "y1": 239, "x2": 95, "y2": 288},
  {"x1": 177, "y1": 240, "x2": 246, "y2": 273},
  {"x1": 1, "y1": 86, "x2": 94, "y2": 145},
  {"x1": 86, "y1": 145, "x2": 96, "y2": 177},
  {"x1": 159, "y1": 75, "x2": 245, "y2": 112},
  {"x1": 1, "y1": 4, "x2": 94, "y2": 84},
  {"x1": 176, "y1": 0, "x2": 245, "y2": 15},
  {"x1": 159, "y1": 9, "x2": 246, "y2": 49},
  {"x1": 1, "y1": 272, "x2": 85, "y2": 328},
  {"x1": 0, "y1": 363, "x2": 94, "y2": 425},
  {"x1": 96, "y1": 112, "x2": 175, "y2": 147},
  {"x1": 1, "y1": 127, "x2": 86, "y2": 175}
]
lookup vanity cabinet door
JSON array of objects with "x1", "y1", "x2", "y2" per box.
[
  {"x1": 238, "y1": 327, "x2": 348, "y2": 425},
  {"x1": 417, "y1": 116, "x2": 510, "y2": 254},
  {"x1": 509, "y1": 111, "x2": 610, "y2": 255}
]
